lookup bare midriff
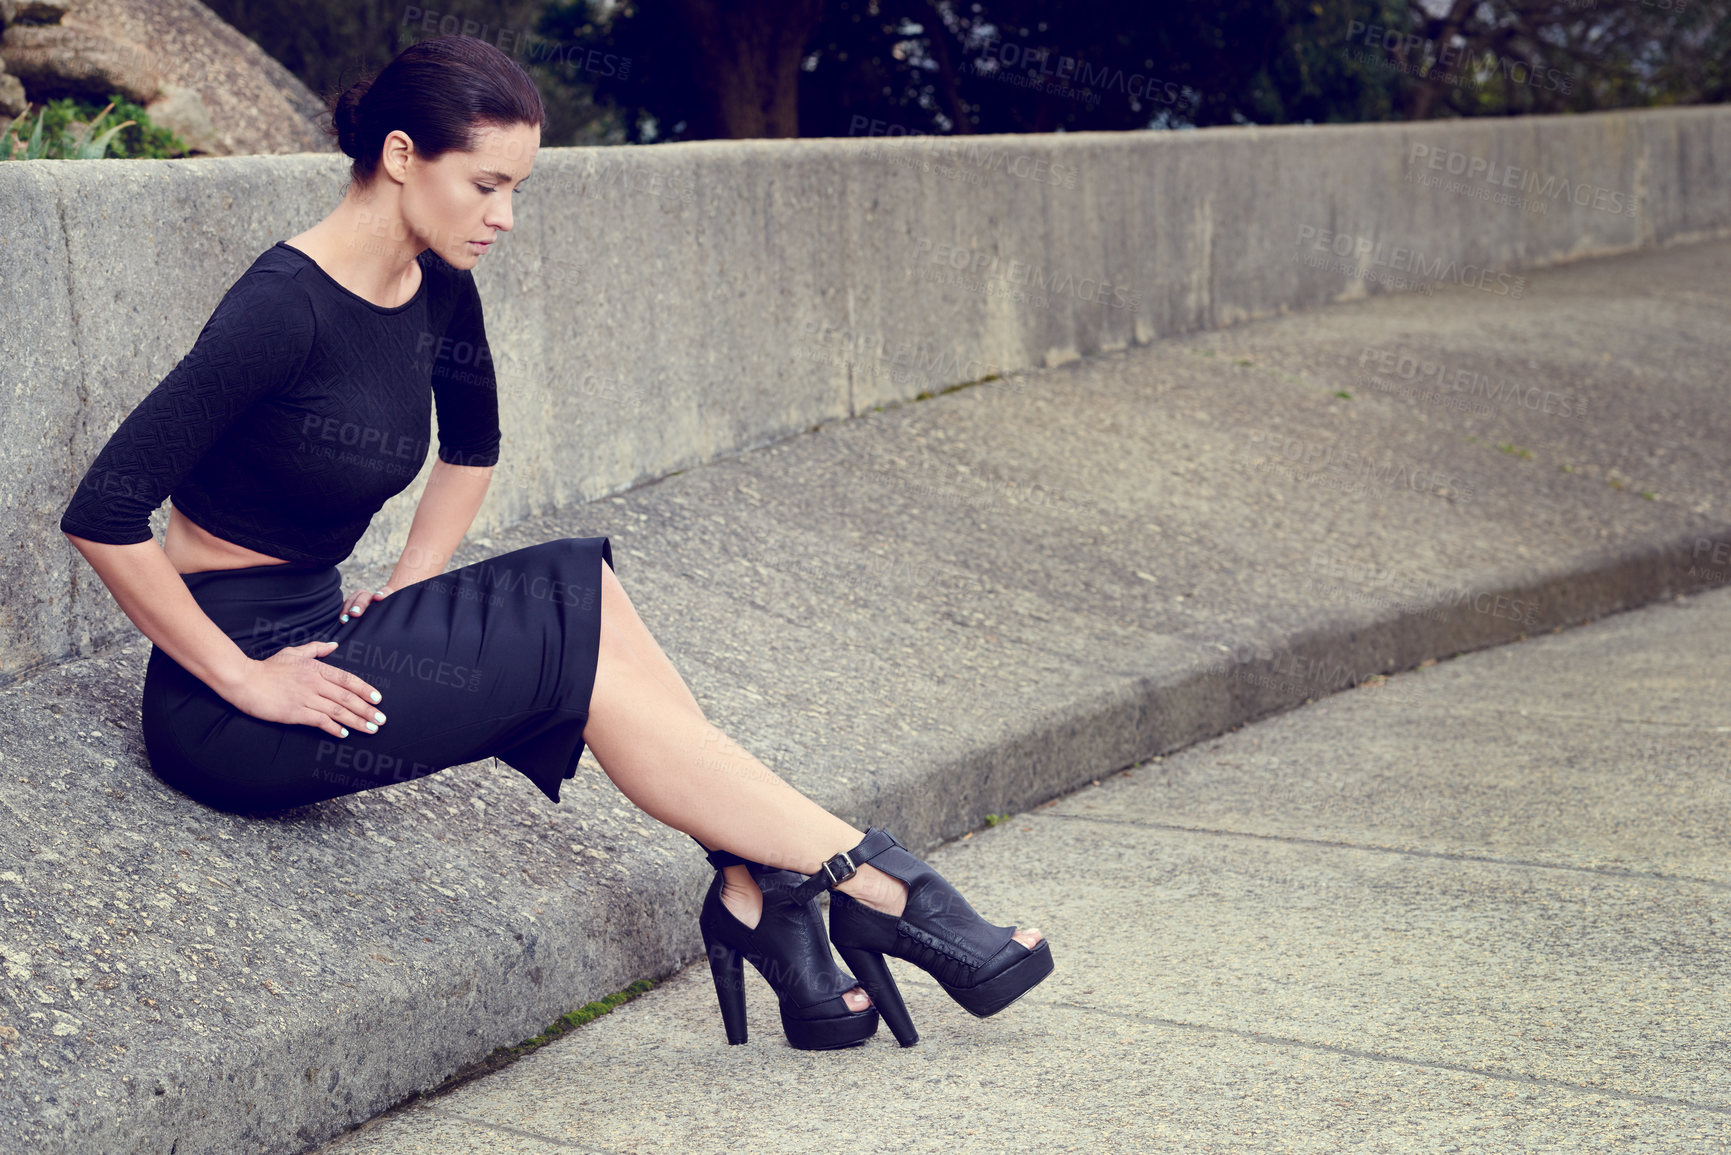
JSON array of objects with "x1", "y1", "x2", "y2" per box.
[{"x1": 163, "y1": 506, "x2": 294, "y2": 575}]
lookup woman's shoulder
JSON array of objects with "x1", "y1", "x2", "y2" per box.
[
  {"x1": 227, "y1": 243, "x2": 321, "y2": 308},
  {"x1": 195, "y1": 245, "x2": 319, "y2": 347}
]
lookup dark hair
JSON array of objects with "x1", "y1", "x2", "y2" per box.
[{"x1": 323, "y1": 35, "x2": 546, "y2": 191}]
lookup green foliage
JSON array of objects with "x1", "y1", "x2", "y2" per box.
[
  {"x1": 192, "y1": 0, "x2": 1731, "y2": 147},
  {"x1": 1, "y1": 94, "x2": 191, "y2": 161}
]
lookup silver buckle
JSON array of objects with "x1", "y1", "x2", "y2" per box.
[{"x1": 820, "y1": 849, "x2": 857, "y2": 887}]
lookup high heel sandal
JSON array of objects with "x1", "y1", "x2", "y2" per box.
[
  {"x1": 695, "y1": 844, "x2": 880, "y2": 1050},
  {"x1": 788, "y1": 827, "x2": 1055, "y2": 1047}
]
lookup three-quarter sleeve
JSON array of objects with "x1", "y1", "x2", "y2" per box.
[
  {"x1": 59, "y1": 273, "x2": 317, "y2": 546},
  {"x1": 431, "y1": 268, "x2": 502, "y2": 468}
]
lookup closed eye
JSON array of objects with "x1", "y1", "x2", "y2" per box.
[{"x1": 476, "y1": 184, "x2": 524, "y2": 195}]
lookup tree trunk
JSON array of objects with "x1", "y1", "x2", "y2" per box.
[{"x1": 670, "y1": 0, "x2": 826, "y2": 138}]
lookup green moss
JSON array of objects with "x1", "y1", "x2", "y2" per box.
[
  {"x1": 404, "y1": 977, "x2": 657, "y2": 1106},
  {"x1": 529, "y1": 978, "x2": 658, "y2": 1042}
]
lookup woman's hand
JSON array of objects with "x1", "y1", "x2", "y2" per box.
[
  {"x1": 223, "y1": 642, "x2": 387, "y2": 740},
  {"x1": 340, "y1": 584, "x2": 393, "y2": 623}
]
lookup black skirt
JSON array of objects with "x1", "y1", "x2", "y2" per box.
[{"x1": 141, "y1": 536, "x2": 613, "y2": 814}]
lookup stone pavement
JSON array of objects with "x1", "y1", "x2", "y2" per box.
[
  {"x1": 314, "y1": 581, "x2": 1731, "y2": 1153},
  {"x1": 6, "y1": 237, "x2": 1731, "y2": 1154}
]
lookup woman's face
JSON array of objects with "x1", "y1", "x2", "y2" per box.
[{"x1": 391, "y1": 120, "x2": 540, "y2": 270}]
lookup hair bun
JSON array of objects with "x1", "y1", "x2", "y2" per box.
[{"x1": 327, "y1": 76, "x2": 375, "y2": 159}]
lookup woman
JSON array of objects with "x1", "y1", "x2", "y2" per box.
[{"x1": 58, "y1": 34, "x2": 1051, "y2": 1051}]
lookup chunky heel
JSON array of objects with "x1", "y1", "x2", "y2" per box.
[
  {"x1": 693, "y1": 844, "x2": 879, "y2": 1049},
  {"x1": 793, "y1": 828, "x2": 1056, "y2": 1036},
  {"x1": 836, "y1": 943, "x2": 918, "y2": 1047},
  {"x1": 702, "y1": 927, "x2": 749, "y2": 1045}
]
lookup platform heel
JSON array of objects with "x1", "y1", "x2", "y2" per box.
[
  {"x1": 790, "y1": 828, "x2": 1055, "y2": 1046},
  {"x1": 694, "y1": 843, "x2": 880, "y2": 1049}
]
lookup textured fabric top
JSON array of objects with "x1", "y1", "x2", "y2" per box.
[{"x1": 59, "y1": 241, "x2": 500, "y2": 566}]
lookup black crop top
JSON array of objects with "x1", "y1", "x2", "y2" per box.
[{"x1": 59, "y1": 241, "x2": 501, "y2": 566}]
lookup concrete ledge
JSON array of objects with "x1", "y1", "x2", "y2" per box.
[
  {"x1": 3, "y1": 106, "x2": 1728, "y2": 681},
  {"x1": 1, "y1": 234, "x2": 1728, "y2": 1153}
]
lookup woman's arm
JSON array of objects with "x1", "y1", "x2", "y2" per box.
[
  {"x1": 65, "y1": 534, "x2": 387, "y2": 739},
  {"x1": 64, "y1": 534, "x2": 255, "y2": 698},
  {"x1": 383, "y1": 458, "x2": 494, "y2": 590}
]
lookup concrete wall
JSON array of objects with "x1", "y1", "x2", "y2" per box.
[{"x1": 2, "y1": 105, "x2": 1726, "y2": 680}]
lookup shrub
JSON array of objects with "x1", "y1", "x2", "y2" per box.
[{"x1": 2, "y1": 93, "x2": 191, "y2": 160}]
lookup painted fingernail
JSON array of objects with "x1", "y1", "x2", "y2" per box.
[
  {"x1": 369, "y1": 690, "x2": 381, "y2": 703},
  {"x1": 339, "y1": 726, "x2": 349, "y2": 738},
  {"x1": 340, "y1": 614, "x2": 349, "y2": 623},
  {"x1": 373, "y1": 711, "x2": 386, "y2": 724},
  {"x1": 364, "y1": 722, "x2": 377, "y2": 733},
  {"x1": 350, "y1": 605, "x2": 363, "y2": 615}
]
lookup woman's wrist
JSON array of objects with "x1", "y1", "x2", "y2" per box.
[{"x1": 209, "y1": 652, "x2": 258, "y2": 701}]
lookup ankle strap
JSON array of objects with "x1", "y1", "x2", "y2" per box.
[
  {"x1": 690, "y1": 837, "x2": 752, "y2": 870},
  {"x1": 790, "y1": 828, "x2": 900, "y2": 905}
]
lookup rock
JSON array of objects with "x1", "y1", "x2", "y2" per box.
[
  {"x1": 1, "y1": 23, "x2": 157, "y2": 104},
  {"x1": 1, "y1": 2, "x2": 72, "y2": 24},
  {"x1": 0, "y1": 68, "x2": 23, "y2": 117},
  {"x1": 0, "y1": 0, "x2": 335, "y2": 156}
]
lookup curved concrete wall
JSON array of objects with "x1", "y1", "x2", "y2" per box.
[{"x1": 2, "y1": 105, "x2": 1727, "y2": 680}]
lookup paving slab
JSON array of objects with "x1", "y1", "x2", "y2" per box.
[
  {"x1": 314, "y1": 586, "x2": 1731, "y2": 1154},
  {"x1": 4, "y1": 239, "x2": 1731, "y2": 1153},
  {"x1": 1045, "y1": 591, "x2": 1731, "y2": 883}
]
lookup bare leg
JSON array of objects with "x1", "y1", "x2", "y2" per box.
[
  {"x1": 582, "y1": 569, "x2": 781, "y2": 943},
  {"x1": 580, "y1": 558, "x2": 1041, "y2": 953}
]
